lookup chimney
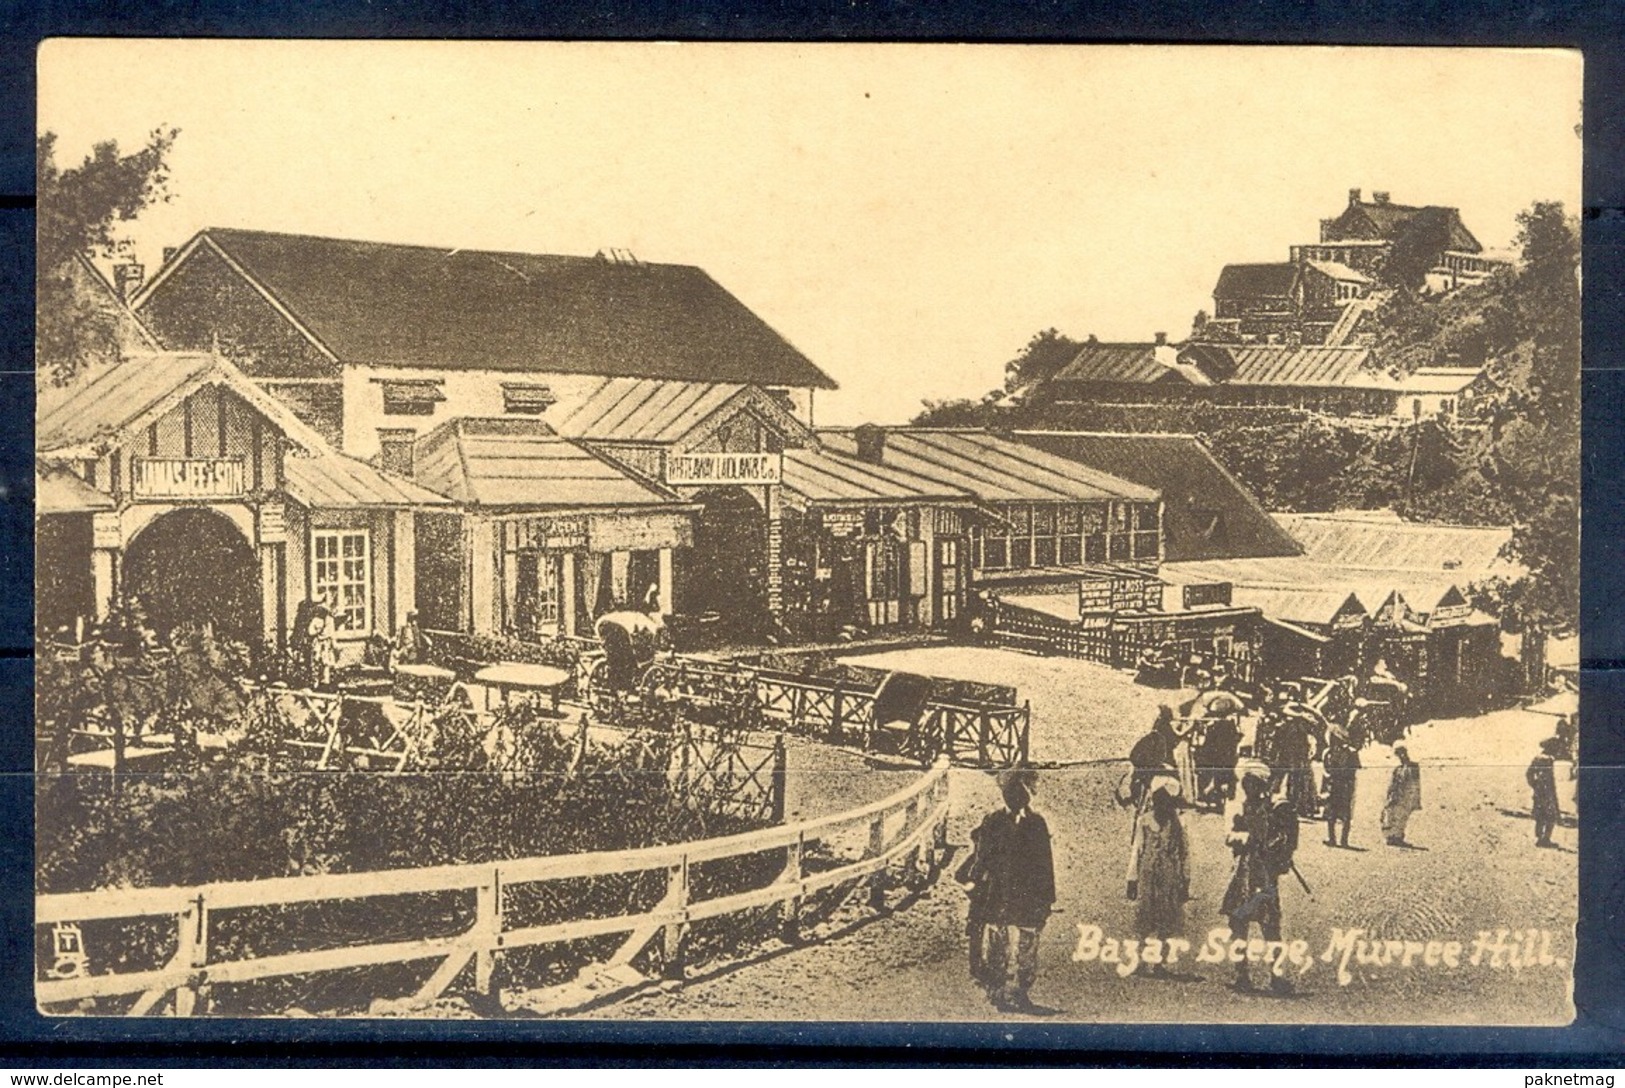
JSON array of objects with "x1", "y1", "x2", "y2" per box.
[
  {"x1": 1348, "y1": 188, "x2": 1362, "y2": 206},
  {"x1": 853, "y1": 423, "x2": 887, "y2": 465},
  {"x1": 113, "y1": 262, "x2": 145, "y2": 301},
  {"x1": 376, "y1": 428, "x2": 418, "y2": 479},
  {"x1": 1373, "y1": 191, "x2": 1391, "y2": 205},
  {"x1": 162, "y1": 246, "x2": 178, "y2": 265},
  {"x1": 1154, "y1": 331, "x2": 1167, "y2": 346}
]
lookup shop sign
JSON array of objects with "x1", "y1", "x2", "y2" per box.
[
  {"x1": 91, "y1": 511, "x2": 121, "y2": 551},
  {"x1": 1430, "y1": 602, "x2": 1473, "y2": 628},
  {"x1": 533, "y1": 515, "x2": 588, "y2": 550},
  {"x1": 665, "y1": 452, "x2": 781, "y2": 486},
  {"x1": 131, "y1": 457, "x2": 245, "y2": 499},
  {"x1": 257, "y1": 502, "x2": 287, "y2": 545},
  {"x1": 823, "y1": 511, "x2": 863, "y2": 537}
]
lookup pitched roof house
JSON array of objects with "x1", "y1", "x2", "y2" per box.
[{"x1": 132, "y1": 228, "x2": 837, "y2": 459}]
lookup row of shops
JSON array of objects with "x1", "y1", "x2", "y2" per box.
[
  {"x1": 35, "y1": 350, "x2": 1177, "y2": 656},
  {"x1": 38, "y1": 232, "x2": 1533, "y2": 721}
]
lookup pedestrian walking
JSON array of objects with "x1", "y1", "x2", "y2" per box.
[
  {"x1": 1221, "y1": 758, "x2": 1299, "y2": 994},
  {"x1": 962, "y1": 768, "x2": 1056, "y2": 1013},
  {"x1": 1129, "y1": 771, "x2": 1189, "y2": 972},
  {"x1": 1321, "y1": 733, "x2": 1361, "y2": 848},
  {"x1": 1381, "y1": 744, "x2": 1422, "y2": 846},
  {"x1": 1527, "y1": 737, "x2": 1563, "y2": 848}
]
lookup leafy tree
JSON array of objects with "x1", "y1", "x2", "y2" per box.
[
  {"x1": 1002, "y1": 327, "x2": 1083, "y2": 393},
  {"x1": 37, "y1": 127, "x2": 178, "y2": 384}
]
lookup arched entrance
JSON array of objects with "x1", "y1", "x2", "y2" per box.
[
  {"x1": 680, "y1": 487, "x2": 769, "y2": 641},
  {"x1": 123, "y1": 508, "x2": 263, "y2": 645}
]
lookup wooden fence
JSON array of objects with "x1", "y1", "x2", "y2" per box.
[
  {"x1": 36, "y1": 760, "x2": 951, "y2": 1018},
  {"x1": 753, "y1": 671, "x2": 1029, "y2": 767},
  {"x1": 991, "y1": 600, "x2": 1259, "y2": 686}
]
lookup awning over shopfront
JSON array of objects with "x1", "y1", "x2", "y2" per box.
[
  {"x1": 36, "y1": 466, "x2": 115, "y2": 514},
  {"x1": 413, "y1": 416, "x2": 684, "y2": 510},
  {"x1": 780, "y1": 446, "x2": 973, "y2": 509}
]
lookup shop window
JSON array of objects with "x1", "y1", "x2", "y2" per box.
[
  {"x1": 1059, "y1": 536, "x2": 1082, "y2": 565},
  {"x1": 983, "y1": 536, "x2": 1008, "y2": 570},
  {"x1": 867, "y1": 536, "x2": 901, "y2": 600},
  {"x1": 311, "y1": 529, "x2": 371, "y2": 635},
  {"x1": 378, "y1": 379, "x2": 446, "y2": 417},
  {"x1": 512, "y1": 552, "x2": 561, "y2": 636}
]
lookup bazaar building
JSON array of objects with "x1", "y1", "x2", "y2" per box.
[{"x1": 36, "y1": 352, "x2": 450, "y2": 653}]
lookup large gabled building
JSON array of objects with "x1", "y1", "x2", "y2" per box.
[{"x1": 130, "y1": 228, "x2": 838, "y2": 458}]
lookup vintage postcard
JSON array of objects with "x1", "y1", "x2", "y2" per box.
[{"x1": 34, "y1": 41, "x2": 1581, "y2": 1025}]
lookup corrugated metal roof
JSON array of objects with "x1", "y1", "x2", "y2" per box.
[
  {"x1": 146, "y1": 228, "x2": 837, "y2": 389},
  {"x1": 781, "y1": 448, "x2": 972, "y2": 505},
  {"x1": 284, "y1": 453, "x2": 452, "y2": 510},
  {"x1": 1275, "y1": 510, "x2": 1516, "y2": 578},
  {"x1": 552, "y1": 377, "x2": 811, "y2": 446},
  {"x1": 1394, "y1": 368, "x2": 1485, "y2": 394},
  {"x1": 1054, "y1": 342, "x2": 1164, "y2": 384},
  {"x1": 1011, "y1": 432, "x2": 1302, "y2": 562},
  {"x1": 1223, "y1": 345, "x2": 1381, "y2": 388},
  {"x1": 555, "y1": 379, "x2": 744, "y2": 442},
  {"x1": 816, "y1": 429, "x2": 1157, "y2": 504},
  {"x1": 35, "y1": 467, "x2": 115, "y2": 514},
  {"x1": 37, "y1": 351, "x2": 328, "y2": 457},
  {"x1": 1159, "y1": 555, "x2": 1469, "y2": 623},
  {"x1": 412, "y1": 417, "x2": 680, "y2": 509}
]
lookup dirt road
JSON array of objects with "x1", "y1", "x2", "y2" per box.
[{"x1": 588, "y1": 650, "x2": 1577, "y2": 1025}]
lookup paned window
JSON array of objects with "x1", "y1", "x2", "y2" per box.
[{"x1": 311, "y1": 529, "x2": 371, "y2": 635}]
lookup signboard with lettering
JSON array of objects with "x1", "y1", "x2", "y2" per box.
[
  {"x1": 665, "y1": 452, "x2": 782, "y2": 486},
  {"x1": 257, "y1": 502, "x2": 287, "y2": 545},
  {"x1": 823, "y1": 511, "x2": 863, "y2": 537},
  {"x1": 1429, "y1": 602, "x2": 1474, "y2": 628},
  {"x1": 131, "y1": 458, "x2": 245, "y2": 499},
  {"x1": 91, "y1": 512, "x2": 121, "y2": 551}
]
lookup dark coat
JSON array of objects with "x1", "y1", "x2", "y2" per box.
[
  {"x1": 966, "y1": 807, "x2": 1056, "y2": 929},
  {"x1": 1527, "y1": 754, "x2": 1560, "y2": 820},
  {"x1": 1221, "y1": 795, "x2": 1296, "y2": 921},
  {"x1": 1322, "y1": 743, "x2": 1361, "y2": 815}
]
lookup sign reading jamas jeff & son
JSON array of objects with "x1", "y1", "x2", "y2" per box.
[{"x1": 664, "y1": 452, "x2": 782, "y2": 486}]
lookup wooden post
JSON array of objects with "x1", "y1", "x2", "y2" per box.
[
  {"x1": 770, "y1": 734, "x2": 787, "y2": 825},
  {"x1": 1019, "y1": 700, "x2": 1032, "y2": 765},
  {"x1": 474, "y1": 868, "x2": 502, "y2": 998},
  {"x1": 662, "y1": 857, "x2": 690, "y2": 980},
  {"x1": 867, "y1": 814, "x2": 888, "y2": 910},
  {"x1": 780, "y1": 830, "x2": 805, "y2": 944},
  {"x1": 830, "y1": 683, "x2": 845, "y2": 745},
  {"x1": 977, "y1": 709, "x2": 989, "y2": 767},
  {"x1": 173, "y1": 893, "x2": 208, "y2": 1016}
]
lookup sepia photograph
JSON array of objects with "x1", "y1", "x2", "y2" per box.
[{"x1": 33, "y1": 41, "x2": 1582, "y2": 1026}]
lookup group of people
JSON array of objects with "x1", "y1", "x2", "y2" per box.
[
  {"x1": 288, "y1": 601, "x2": 424, "y2": 691},
  {"x1": 950, "y1": 675, "x2": 1437, "y2": 1011}
]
